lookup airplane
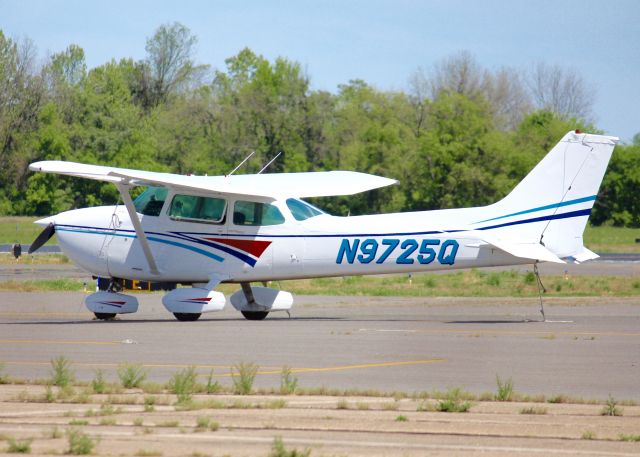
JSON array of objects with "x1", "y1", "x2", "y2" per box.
[{"x1": 27, "y1": 130, "x2": 617, "y2": 322}]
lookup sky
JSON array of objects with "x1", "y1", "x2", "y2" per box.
[{"x1": 2, "y1": 0, "x2": 639, "y2": 141}]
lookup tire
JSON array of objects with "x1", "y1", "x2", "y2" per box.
[
  {"x1": 94, "y1": 312, "x2": 116, "y2": 320},
  {"x1": 241, "y1": 311, "x2": 269, "y2": 320},
  {"x1": 173, "y1": 313, "x2": 202, "y2": 321}
]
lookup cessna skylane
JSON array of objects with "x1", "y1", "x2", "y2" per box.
[{"x1": 27, "y1": 131, "x2": 617, "y2": 321}]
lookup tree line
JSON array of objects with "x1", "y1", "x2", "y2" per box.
[{"x1": 1, "y1": 23, "x2": 638, "y2": 226}]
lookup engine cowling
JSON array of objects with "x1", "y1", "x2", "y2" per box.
[
  {"x1": 230, "y1": 286, "x2": 293, "y2": 312},
  {"x1": 161, "y1": 288, "x2": 226, "y2": 314},
  {"x1": 85, "y1": 291, "x2": 139, "y2": 315}
]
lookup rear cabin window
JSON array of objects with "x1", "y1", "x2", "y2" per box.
[
  {"x1": 286, "y1": 198, "x2": 325, "y2": 221},
  {"x1": 133, "y1": 187, "x2": 168, "y2": 216},
  {"x1": 168, "y1": 194, "x2": 226, "y2": 223},
  {"x1": 233, "y1": 201, "x2": 285, "y2": 226}
]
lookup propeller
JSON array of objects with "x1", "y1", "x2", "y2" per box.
[{"x1": 28, "y1": 223, "x2": 56, "y2": 254}]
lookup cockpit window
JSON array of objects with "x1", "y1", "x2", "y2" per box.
[
  {"x1": 233, "y1": 201, "x2": 285, "y2": 226},
  {"x1": 168, "y1": 194, "x2": 226, "y2": 223},
  {"x1": 133, "y1": 187, "x2": 168, "y2": 216},
  {"x1": 286, "y1": 198, "x2": 325, "y2": 221}
]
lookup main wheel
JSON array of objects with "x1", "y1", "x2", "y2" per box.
[
  {"x1": 241, "y1": 311, "x2": 269, "y2": 320},
  {"x1": 94, "y1": 312, "x2": 116, "y2": 320},
  {"x1": 173, "y1": 313, "x2": 202, "y2": 321}
]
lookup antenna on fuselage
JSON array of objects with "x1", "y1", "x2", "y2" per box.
[
  {"x1": 258, "y1": 151, "x2": 282, "y2": 174},
  {"x1": 227, "y1": 151, "x2": 255, "y2": 176}
]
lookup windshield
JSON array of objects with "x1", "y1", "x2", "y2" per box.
[
  {"x1": 133, "y1": 187, "x2": 168, "y2": 216},
  {"x1": 286, "y1": 198, "x2": 325, "y2": 221}
]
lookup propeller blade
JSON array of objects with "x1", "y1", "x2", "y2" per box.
[{"x1": 28, "y1": 223, "x2": 56, "y2": 254}]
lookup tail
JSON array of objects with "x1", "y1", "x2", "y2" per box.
[{"x1": 477, "y1": 130, "x2": 618, "y2": 262}]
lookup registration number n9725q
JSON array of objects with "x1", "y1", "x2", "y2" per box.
[{"x1": 335, "y1": 238, "x2": 459, "y2": 265}]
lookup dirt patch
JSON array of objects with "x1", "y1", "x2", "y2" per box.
[{"x1": 0, "y1": 385, "x2": 638, "y2": 456}]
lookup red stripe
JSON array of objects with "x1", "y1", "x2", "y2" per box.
[{"x1": 204, "y1": 238, "x2": 272, "y2": 258}]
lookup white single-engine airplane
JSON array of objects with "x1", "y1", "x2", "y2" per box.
[{"x1": 28, "y1": 131, "x2": 617, "y2": 321}]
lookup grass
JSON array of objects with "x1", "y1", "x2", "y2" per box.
[
  {"x1": 117, "y1": 363, "x2": 148, "y2": 388},
  {"x1": 619, "y1": 434, "x2": 640, "y2": 442},
  {"x1": 66, "y1": 428, "x2": 96, "y2": 455},
  {"x1": 495, "y1": 375, "x2": 514, "y2": 401},
  {"x1": 135, "y1": 450, "x2": 162, "y2": 457},
  {"x1": 280, "y1": 366, "x2": 298, "y2": 395},
  {"x1": 0, "y1": 217, "x2": 57, "y2": 246},
  {"x1": 583, "y1": 225, "x2": 640, "y2": 253},
  {"x1": 601, "y1": 395, "x2": 623, "y2": 416},
  {"x1": 0, "y1": 279, "x2": 85, "y2": 292},
  {"x1": 434, "y1": 387, "x2": 473, "y2": 413},
  {"x1": 167, "y1": 366, "x2": 198, "y2": 404},
  {"x1": 7, "y1": 438, "x2": 32, "y2": 453},
  {"x1": 231, "y1": 361, "x2": 258, "y2": 395},
  {"x1": 395, "y1": 415, "x2": 408, "y2": 422},
  {"x1": 582, "y1": 430, "x2": 596, "y2": 440},
  {"x1": 268, "y1": 436, "x2": 311, "y2": 457},
  {"x1": 520, "y1": 406, "x2": 547, "y2": 415},
  {"x1": 50, "y1": 356, "x2": 75, "y2": 388},
  {"x1": 0, "y1": 362, "x2": 10, "y2": 384},
  {"x1": 91, "y1": 370, "x2": 106, "y2": 394}
]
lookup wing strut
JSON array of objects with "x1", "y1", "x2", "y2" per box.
[{"x1": 116, "y1": 184, "x2": 159, "y2": 275}]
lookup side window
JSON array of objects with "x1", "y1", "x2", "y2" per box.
[
  {"x1": 286, "y1": 198, "x2": 325, "y2": 221},
  {"x1": 233, "y1": 201, "x2": 285, "y2": 226},
  {"x1": 133, "y1": 187, "x2": 168, "y2": 216},
  {"x1": 169, "y1": 194, "x2": 226, "y2": 223}
]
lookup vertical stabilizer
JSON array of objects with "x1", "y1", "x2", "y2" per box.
[{"x1": 480, "y1": 131, "x2": 617, "y2": 258}]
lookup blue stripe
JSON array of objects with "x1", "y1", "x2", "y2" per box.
[
  {"x1": 57, "y1": 227, "x2": 224, "y2": 263},
  {"x1": 474, "y1": 195, "x2": 596, "y2": 224},
  {"x1": 477, "y1": 208, "x2": 591, "y2": 231}
]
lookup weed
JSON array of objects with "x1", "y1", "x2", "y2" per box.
[
  {"x1": 204, "y1": 369, "x2": 220, "y2": 394},
  {"x1": 435, "y1": 387, "x2": 472, "y2": 413},
  {"x1": 157, "y1": 420, "x2": 179, "y2": 427},
  {"x1": 336, "y1": 399, "x2": 349, "y2": 409},
  {"x1": 133, "y1": 418, "x2": 144, "y2": 426},
  {"x1": 356, "y1": 402, "x2": 370, "y2": 410},
  {"x1": 135, "y1": 450, "x2": 162, "y2": 457},
  {"x1": 168, "y1": 366, "x2": 198, "y2": 404},
  {"x1": 619, "y1": 434, "x2": 640, "y2": 442},
  {"x1": 519, "y1": 406, "x2": 547, "y2": 415},
  {"x1": 0, "y1": 362, "x2": 10, "y2": 384},
  {"x1": 382, "y1": 401, "x2": 399, "y2": 411},
  {"x1": 50, "y1": 356, "x2": 74, "y2": 387},
  {"x1": 231, "y1": 361, "x2": 258, "y2": 395},
  {"x1": 209, "y1": 421, "x2": 219, "y2": 432},
  {"x1": 143, "y1": 396, "x2": 156, "y2": 412},
  {"x1": 601, "y1": 395, "x2": 623, "y2": 416},
  {"x1": 262, "y1": 399, "x2": 287, "y2": 409},
  {"x1": 547, "y1": 394, "x2": 568, "y2": 404},
  {"x1": 141, "y1": 382, "x2": 164, "y2": 394},
  {"x1": 48, "y1": 427, "x2": 63, "y2": 439},
  {"x1": 523, "y1": 271, "x2": 536, "y2": 284},
  {"x1": 66, "y1": 428, "x2": 97, "y2": 455},
  {"x1": 280, "y1": 366, "x2": 298, "y2": 395},
  {"x1": 99, "y1": 417, "x2": 116, "y2": 426},
  {"x1": 68, "y1": 419, "x2": 89, "y2": 426},
  {"x1": 7, "y1": 438, "x2": 32, "y2": 453},
  {"x1": 195, "y1": 417, "x2": 210, "y2": 430},
  {"x1": 91, "y1": 369, "x2": 106, "y2": 394},
  {"x1": 395, "y1": 415, "x2": 408, "y2": 422},
  {"x1": 268, "y1": 436, "x2": 311, "y2": 457},
  {"x1": 581, "y1": 430, "x2": 596, "y2": 440},
  {"x1": 117, "y1": 363, "x2": 147, "y2": 388},
  {"x1": 45, "y1": 385, "x2": 55, "y2": 403},
  {"x1": 495, "y1": 375, "x2": 514, "y2": 401}
]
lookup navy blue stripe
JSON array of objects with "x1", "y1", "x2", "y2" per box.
[
  {"x1": 477, "y1": 208, "x2": 591, "y2": 231},
  {"x1": 474, "y1": 195, "x2": 596, "y2": 224}
]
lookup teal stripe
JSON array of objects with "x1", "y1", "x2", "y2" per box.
[
  {"x1": 56, "y1": 228, "x2": 224, "y2": 263},
  {"x1": 474, "y1": 195, "x2": 597, "y2": 224}
]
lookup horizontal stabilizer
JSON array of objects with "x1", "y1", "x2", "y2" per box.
[
  {"x1": 482, "y1": 236, "x2": 565, "y2": 264},
  {"x1": 568, "y1": 247, "x2": 600, "y2": 264},
  {"x1": 29, "y1": 161, "x2": 397, "y2": 199}
]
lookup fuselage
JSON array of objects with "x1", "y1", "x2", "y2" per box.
[{"x1": 43, "y1": 187, "x2": 530, "y2": 284}]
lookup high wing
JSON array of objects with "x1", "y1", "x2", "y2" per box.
[{"x1": 28, "y1": 160, "x2": 397, "y2": 198}]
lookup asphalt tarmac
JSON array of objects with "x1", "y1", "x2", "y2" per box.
[{"x1": 1, "y1": 291, "x2": 638, "y2": 401}]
